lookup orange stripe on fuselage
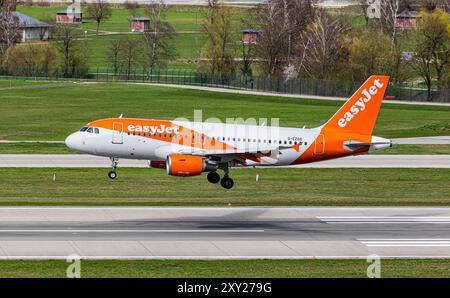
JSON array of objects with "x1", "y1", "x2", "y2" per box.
[
  {"x1": 86, "y1": 118, "x2": 236, "y2": 151},
  {"x1": 291, "y1": 131, "x2": 371, "y2": 165}
]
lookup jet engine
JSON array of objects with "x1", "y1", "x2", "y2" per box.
[{"x1": 166, "y1": 154, "x2": 217, "y2": 177}]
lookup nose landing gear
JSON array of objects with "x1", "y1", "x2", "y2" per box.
[{"x1": 108, "y1": 157, "x2": 118, "y2": 179}]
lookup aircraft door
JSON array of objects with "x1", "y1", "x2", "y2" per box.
[
  {"x1": 112, "y1": 122, "x2": 124, "y2": 144},
  {"x1": 314, "y1": 134, "x2": 325, "y2": 155}
]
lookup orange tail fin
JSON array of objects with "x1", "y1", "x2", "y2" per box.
[{"x1": 322, "y1": 75, "x2": 390, "y2": 136}]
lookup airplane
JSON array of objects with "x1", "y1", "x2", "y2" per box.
[{"x1": 65, "y1": 75, "x2": 392, "y2": 189}]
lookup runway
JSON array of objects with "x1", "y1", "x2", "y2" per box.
[
  {"x1": 0, "y1": 207, "x2": 449, "y2": 259},
  {"x1": 0, "y1": 154, "x2": 449, "y2": 168}
]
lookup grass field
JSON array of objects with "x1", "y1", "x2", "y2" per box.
[
  {"x1": 0, "y1": 259, "x2": 448, "y2": 278},
  {"x1": 16, "y1": 5, "x2": 247, "y2": 71},
  {"x1": 0, "y1": 82, "x2": 449, "y2": 141},
  {"x1": 0, "y1": 168, "x2": 448, "y2": 206}
]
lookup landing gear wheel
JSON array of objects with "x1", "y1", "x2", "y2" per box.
[
  {"x1": 220, "y1": 176, "x2": 234, "y2": 189},
  {"x1": 108, "y1": 171, "x2": 117, "y2": 179},
  {"x1": 207, "y1": 171, "x2": 220, "y2": 184}
]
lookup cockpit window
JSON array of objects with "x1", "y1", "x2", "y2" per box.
[
  {"x1": 79, "y1": 127, "x2": 88, "y2": 132},
  {"x1": 86, "y1": 127, "x2": 93, "y2": 133},
  {"x1": 94, "y1": 128, "x2": 99, "y2": 134}
]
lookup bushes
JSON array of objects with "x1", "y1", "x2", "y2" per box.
[{"x1": 3, "y1": 42, "x2": 58, "y2": 76}]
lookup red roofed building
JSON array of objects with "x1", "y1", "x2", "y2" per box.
[{"x1": 130, "y1": 17, "x2": 150, "y2": 32}]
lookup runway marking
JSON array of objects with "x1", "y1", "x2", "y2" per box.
[
  {"x1": 318, "y1": 217, "x2": 450, "y2": 224},
  {"x1": 359, "y1": 239, "x2": 450, "y2": 247},
  {"x1": 0, "y1": 229, "x2": 265, "y2": 233}
]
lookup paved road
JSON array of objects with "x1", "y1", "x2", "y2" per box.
[
  {"x1": 0, "y1": 207, "x2": 449, "y2": 259},
  {"x1": 148, "y1": 83, "x2": 450, "y2": 107},
  {"x1": 0, "y1": 154, "x2": 449, "y2": 168},
  {"x1": 392, "y1": 136, "x2": 450, "y2": 145}
]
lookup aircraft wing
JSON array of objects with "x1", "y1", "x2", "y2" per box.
[{"x1": 176, "y1": 145, "x2": 281, "y2": 156}]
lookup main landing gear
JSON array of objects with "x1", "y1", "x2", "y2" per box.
[
  {"x1": 108, "y1": 157, "x2": 118, "y2": 179},
  {"x1": 207, "y1": 163, "x2": 234, "y2": 189}
]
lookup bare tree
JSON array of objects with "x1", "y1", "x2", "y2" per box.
[
  {"x1": 141, "y1": 0, "x2": 177, "y2": 72},
  {"x1": 54, "y1": 23, "x2": 78, "y2": 77},
  {"x1": 106, "y1": 38, "x2": 123, "y2": 75},
  {"x1": 0, "y1": 8, "x2": 21, "y2": 58},
  {"x1": 379, "y1": 0, "x2": 401, "y2": 46},
  {"x1": 120, "y1": 35, "x2": 142, "y2": 79},
  {"x1": 295, "y1": 11, "x2": 349, "y2": 80},
  {"x1": 200, "y1": 0, "x2": 236, "y2": 74},
  {"x1": 125, "y1": 1, "x2": 140, "y2": 18},
  {"x1": 247, "y1": 0, "x2": 316, "y2": 77},
  {"x1": 86, "y1": 0, "x2": 112, "y2": 35}
]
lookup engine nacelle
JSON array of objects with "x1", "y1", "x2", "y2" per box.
[
  {"x1": 148, "y1": 160, "x2": 166, "y2": 169},
  {"x1": 166, "y1": 154, "x2": 216, "y2": 177}
]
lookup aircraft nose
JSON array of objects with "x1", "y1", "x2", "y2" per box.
[{"x1": 65, "y1": 133, "x2": 82, "y2": 151}]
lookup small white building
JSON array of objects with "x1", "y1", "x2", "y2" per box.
[{"x1": 0, "y1": 12, "x2": 51, "y2": 43}]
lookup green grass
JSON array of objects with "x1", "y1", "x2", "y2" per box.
[
  {"x1": 0, "y1": 82, "x2": 449, "y2": 141},
  {"x1": 0, "y1": 168, "x2": 448, "y2": 206},
  {"x1": 0, "y1": 79, "x2": 57, "y2": 88},
  {"x1": 82, "y1": 32, "x2": 206, "y2": 70},
  {"x1": 0, "y1": 259, "x2": 448, "y2": 278},
  {"x1": 15, "y1": 5, "x2": 247, "y2": 71}
]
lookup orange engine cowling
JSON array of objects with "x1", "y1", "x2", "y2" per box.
[{"x1": 166, "y1": 154, "x2": 205, "y2": 177}]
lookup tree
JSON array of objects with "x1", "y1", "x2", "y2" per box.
[
  {"x1": 379, "y1": 0, "x2": 401, "y2": 46},
  {"x1": 349, "y1": 29, "x2": 392, "y2": 82},
  {"x1": 87, "y1": 0, "x2": 112, "y2": 35},
  {"x1": 0, "y1": 2, "x2": 21, "y2": 57},
  {"x1": 413, "y1": 8, "x2": 450, "y2": 100},
  {"x1": 3, "y1": 42, "x2": 58, "y2": 76},
  {"x1": 106, "y1": 38, "x2": 123, "y2": 75},
  {"x1": 54, "y1": 23, "x2": 88, "y2": 77},
  {"x1": 247, "y1": 0, "x2": 316, "y2": 77},
  {"x1": 120, "y1": 35, "x2": 142, "y2": 79},
  {"x1": 240, "y1": 42, "x2": 253, "y2": 78},
  {"x1": 125, "y1": 1, "x2": 140, "y2": 18},
  {"x1": 200, "y1": 0, "x2": 236, "y2": 74},
  {"x1": 141, "y1": 0, "x2": 177, "y2": 72},
  {"x1": 295, "y1": 11, "x2": 349, "y2": 80}
]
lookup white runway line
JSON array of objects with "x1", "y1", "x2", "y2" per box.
[
  {"x1": 318, "y1": 217, "x2": 450, "y2": 224},
  {"x1": 0, "y1": 229, "x2": 265, "y2": 233},
  {"x1": 359, "y1": 238, "x2": 450, "y2": 247}
]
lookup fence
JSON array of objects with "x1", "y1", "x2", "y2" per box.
[{"x1": 0, "y1": 67, "x2": 448, "y2": 102}]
